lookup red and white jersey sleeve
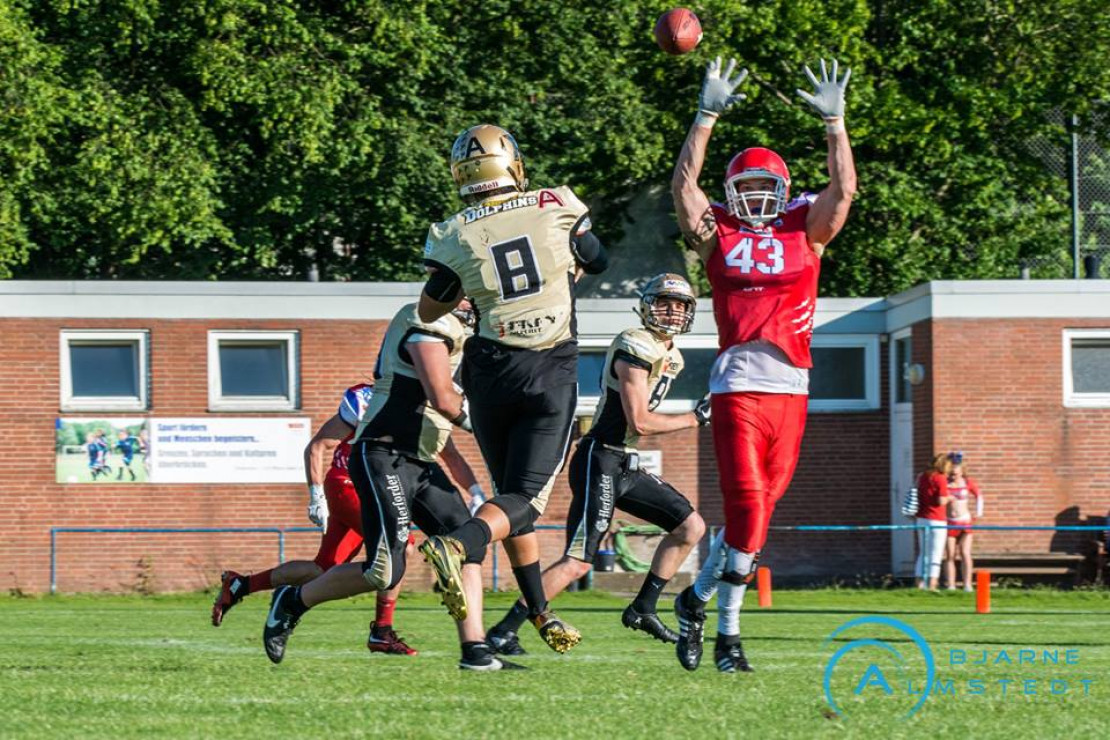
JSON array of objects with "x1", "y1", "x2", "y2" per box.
[
  {"x1": 330, "y1": 383, "x2": 374, "y2": 475},
  {"x1": 706, "y1": 197, "x2": 820, "y2": 369}
]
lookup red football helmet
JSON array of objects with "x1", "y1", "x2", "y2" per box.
[{"x1": 724, "y1": 147, "x2": 791, "y2": 227}]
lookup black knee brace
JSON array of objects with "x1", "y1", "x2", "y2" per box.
[
  {"x1": 721, "y1": 551, "x2": 760, "y2": 586},
  {"x1": 487, "y1": 493, "x2": 539, "y2": 534},
  {"x1": 464, "y1": 545, "x2": 487, "y2": 566}
]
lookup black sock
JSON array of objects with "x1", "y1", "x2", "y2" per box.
[
  {"x1": 452, "y1": 518, "x2": 492, "y2": 556},
  {"x1": 684, "y1": 585, "x2": 708, "y2": 613},
  {"x1": 461, "y1": 640, "x2": 487, "y2": 657},
  {"x1": 285, "y1": 587, "x2": 310, "y2": 619},
  {"x1": 717, "y1": 632, "x2": 741, "y2": 648},
  {"x1": 494, "y1": 601, "x2": 530, "y2": 633},
  {"x1": 512, "y1": 562, "x2": 548, "y2": 617},
  {"x1": 631, "y1": 572, "x2": 669, "y2": 614}
]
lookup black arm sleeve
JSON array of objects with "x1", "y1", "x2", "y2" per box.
[
  {"x1": 570, "y1": 229, "x2": 608, "y2": 275},
  {"x1": 422, "y1": 259, "x2": 463, "y2": 302}
]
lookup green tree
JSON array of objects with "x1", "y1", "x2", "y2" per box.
[{"x1": 2, "y1": 0, "x2": 1109, "y2": 295}]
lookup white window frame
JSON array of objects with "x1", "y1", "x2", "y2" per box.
[
  {"x1": 1063, "y1": 328, "x2": 1110, "y2": 408},
  {"x1": 890, "y1": 328, "x2": 914, "y2": 411},
  {"x1": 208, "y1": 330, "x2": 299, "y2": 412},
  {"x1": 808, "y1": 334, "x2": 881, "y2": 413},
  {"x1": 60, "y1": 330, "x2": 149, "y2": 412}
]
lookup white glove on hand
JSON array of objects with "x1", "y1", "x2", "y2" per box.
[
  {"x1": 307, "y1": 483, "x2": 329, "y2": 530},
  {"x1": 699, "y1": 56, "x2": 748, "y2": 117},
  {"x1": 451, "y1": 395, "x2": 473, "y2": 433},
  {"x1": 693, "y1": 393, "x2": 712, "y2": 426},
  {"x1": 468, "y1": 483, "x2": 486, "y2": 516},
  {"x1": 796, "y1": 58, "x2": 851, "y2": 120}
]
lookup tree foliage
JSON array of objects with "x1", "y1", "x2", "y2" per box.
[{"x1": 2, "y1": 0, "x2": 1109, "y2": 294}]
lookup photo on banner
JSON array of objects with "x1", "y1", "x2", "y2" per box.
[{"x1": 55, "y1": 417, "x2": 150, "y2": 484}]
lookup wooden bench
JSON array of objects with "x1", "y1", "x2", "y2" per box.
[{"x1": 969, "y1": 553, "x2": 1085, "y2": 586}]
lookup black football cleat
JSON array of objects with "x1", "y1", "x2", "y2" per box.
[
  {"x1": 263, "y1": 586, "x2": 301, "y2": 664},
  {"x1": 673, "y1": 586, "x2": 707, "y2": 671},
  {"x1": 715, "y1": 635, "x2": 754, "y2": 673},
  {"x1": 459, "y1": 643, "x2": 528, "y2": 671},
  {"x1": 622, "y1": 604, "x2": 679, "y2": 644},
  {"x1": 486, "y1": 627, "x2": 527, "y2": 656}
]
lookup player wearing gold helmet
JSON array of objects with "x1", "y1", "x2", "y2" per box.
[{"x1": 418, "y1": 124, "x2": 608, "y2": 654}]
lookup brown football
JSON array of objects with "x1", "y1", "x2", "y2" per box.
[{"x1": 654, "y1": 8, "x2": 703, "y2": 55}]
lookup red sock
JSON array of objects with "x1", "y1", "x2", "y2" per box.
[
  {"x1": 248, "y1": 569, "x2": 273, "y2": 594},
  {"x1": 375, "y1": 596, "x2": 397, "y2": 628}
]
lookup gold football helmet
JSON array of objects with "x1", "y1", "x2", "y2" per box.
[
  {"x1": 450, "y1": 124, "x2": 527, "y2": 200},
  {"x1": 636, "y1": 273, "x2": 696, "y2": 336}
]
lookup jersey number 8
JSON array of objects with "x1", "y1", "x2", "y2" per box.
[{"x1": 490, "y1": 236, "x2": 543, "y2": 301}]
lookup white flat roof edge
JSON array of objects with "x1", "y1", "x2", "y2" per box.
[{"x1": 2, "y1": 280, "x2": 1108, "y2": 325}]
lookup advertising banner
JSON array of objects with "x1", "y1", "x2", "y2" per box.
[{"x1": 56, "y1": 417, "x2": 311, "y2": 484}]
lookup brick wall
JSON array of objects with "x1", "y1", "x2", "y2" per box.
[
  {"x1": 1, "y1": 315, "x2": 897, "y2": 593},
  {"x1": 927, "y1": 318, "x2": 1110, "y2": 556}
]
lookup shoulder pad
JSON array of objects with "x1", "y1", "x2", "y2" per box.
[{"x1": 616, "y1": 328, "x2": 665, "y2": 363}]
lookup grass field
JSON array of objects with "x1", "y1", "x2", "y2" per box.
[
  {"x1": 55, "y1": 453, "x2": 150, "y2": 484},
  {"x1": 1, "y1": 588, "x2": 1107, "y2": 739}
]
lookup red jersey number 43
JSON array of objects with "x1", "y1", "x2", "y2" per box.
[{"x1": 724, "y1": 236, "x2": 785, "y2": 275}]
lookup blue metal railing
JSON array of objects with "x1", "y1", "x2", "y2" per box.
[
  {"x1": 48, "y1": 523, "x2": 571, "y2": 594},
  {"x1": 48, "y1": 523, "x2": 1108, "y2": 594}
]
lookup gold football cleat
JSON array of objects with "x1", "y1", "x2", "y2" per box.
[
  {"x1": 419, "y1": 536, "x2": 468, "y2": 621},
  {"x1": 530, "y1": 610, "x2": 581, "y2": 654}
]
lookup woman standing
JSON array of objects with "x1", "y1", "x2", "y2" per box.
[
  {"x1": 916, "y1": 454, "x2": 953, "y2": 590},
  {"x1": 944, "y1": 452, "x2": 983, "y2": 591}
]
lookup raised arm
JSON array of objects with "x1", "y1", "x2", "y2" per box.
[
  {"x1": 672, "y1": 57, "x2": 748, "y2": 263},
  {"x1": 797, "y1": 59, "x2": 857, "y2": 256}
]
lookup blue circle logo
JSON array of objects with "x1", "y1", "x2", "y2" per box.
[{"x1": 823, "y1": 615, "x2": 936, "y2": 719}]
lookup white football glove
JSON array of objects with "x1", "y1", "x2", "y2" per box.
[
  {"x1": 307, "y1": 483, "x2": 329, "y2": 530},
  {"x1": 693, "y1": 393, "x2": 712, "y2": 426},
  {"x1": 450, "y1": 395, "x2": 473, "y2": 433},
  {"x1": 467, "y1": 484, "x2": 486, "y2": 516},
  {"x1": 797, "y1": 58, "x2": 851, "y2": 120},
  {"x1": 699, "y1": 56, "x2": 749, "y2": 117}
]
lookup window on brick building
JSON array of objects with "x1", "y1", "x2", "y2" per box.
[
  {"x1": 1063, "y1": 329, "x2": 1110, "y2": 407},
  {"x1": 208, "y1": 330, "x2": 299, "y2": 411},
  {"x1": 809, "y1": 335, "x2": 881, "y2": 412},
  {"x1": 576, "y1": 334, "x2": 881, "y2": 415},
  {"x1": 60, "y1": 330, "x2": 149, "y2": 411}
]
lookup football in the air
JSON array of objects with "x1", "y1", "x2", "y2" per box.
[{"x1": 654, "y1": 8, "x2": 702, "y2": 55}]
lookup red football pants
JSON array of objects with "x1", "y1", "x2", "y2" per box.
[
  {"x1": 711, "y1": 392, "x2": 808, "y2": 553},
  {"x1": 315, "y1": 475, "x2": 416, "y2": 569},
  {"x1": 315, "y1": 476, "x2": 366, "y2": 569}
]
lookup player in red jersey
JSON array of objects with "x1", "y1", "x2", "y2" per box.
[
  {"x1": 670, "y1": 57, "x2": 856, "y2": 671},
  {"x1": 211, "y1": 382, "x2": 486, "y2": 655}
]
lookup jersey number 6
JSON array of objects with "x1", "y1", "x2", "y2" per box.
[{"x1": 490, "y1": 236, "x2": 542, "y2": 301}]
